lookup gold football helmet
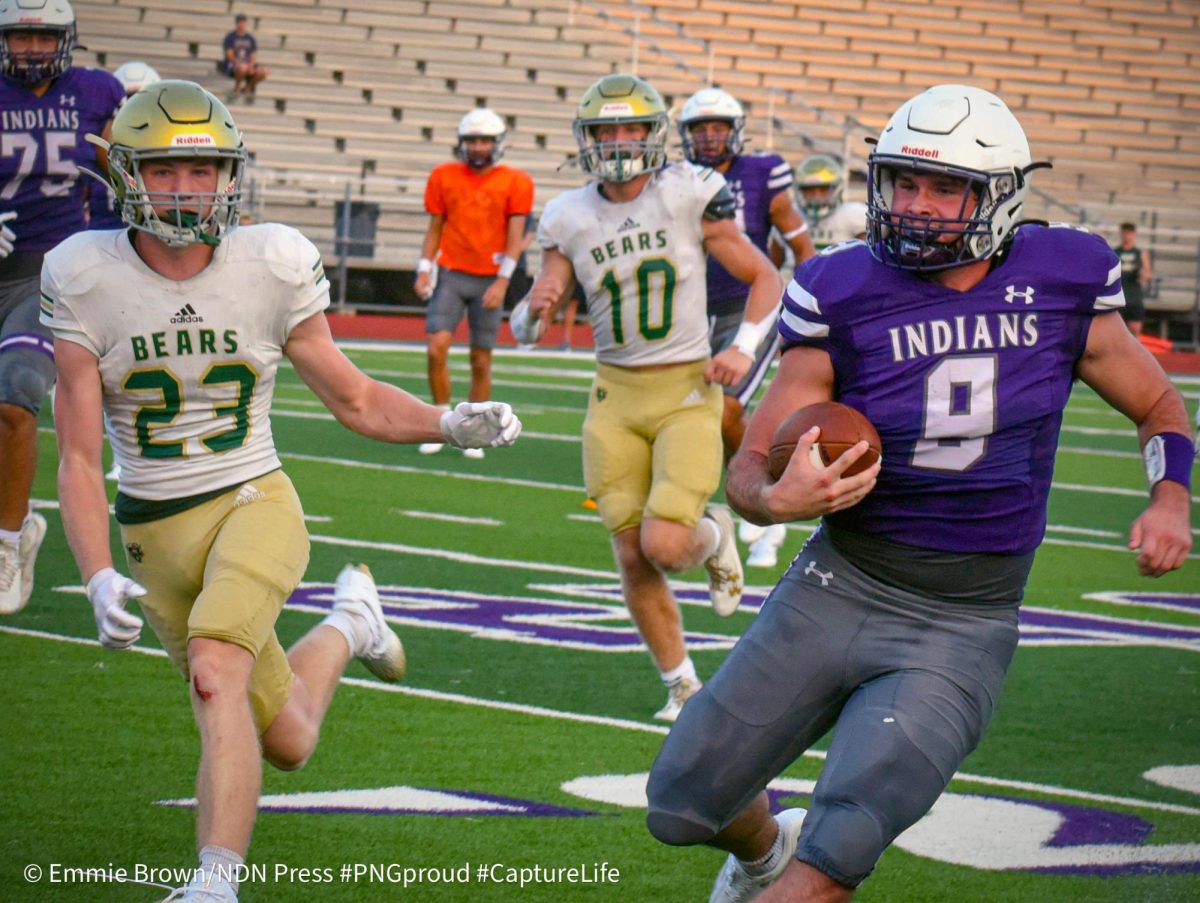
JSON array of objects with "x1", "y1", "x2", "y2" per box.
[
  {"x1": 572, "y1": 74, "x2": 668, "y2": 182},
  {"x1": 95, "y1": 80, "x2": 246, "y2": 246},
  {"x1": 795, "y1": 154, "x2": 844, "y2": 221}
]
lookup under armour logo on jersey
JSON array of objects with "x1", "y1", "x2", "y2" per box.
[
  {"x1": 616, "y1": 217, "x2": 640, "y2": 232},
  {"x1": 60, "y1": 95, "x2": 76, "y2": 107},
  {"x1": 1004, "y1": 284, "x2": 1036, "y2": 305},
  {"x1": 171, "y1": 303, "x2": 204, "y2": 324},
  {"x1": 804, "y1": 560, "x2": 833, "y2": 586}
]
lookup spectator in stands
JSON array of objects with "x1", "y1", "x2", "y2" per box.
[
  {"x1": 223, "y1": 13, "x2": 268, "y2": 98},
  {"x1": 1114, "y1": 222, "x2": 1153, "y2": 336},
  {"x1": 0, "y1": 0, "x2": 123, "y2": 615},
  {"x1": 646, "y1": 83, "x2": 1192, "y2": 903},
  {"x1": 679, "y1": 87, "x2": 816, "y2": 569},
  {"x1": 415, "y1": 108, "x2": 534, "y2": 459},
  {"x1": 517, "y1": 74, "x2": 782, "y2": 721},
  {"x1": 44, "y1": 81, "x2": 520, "y2": 903}
]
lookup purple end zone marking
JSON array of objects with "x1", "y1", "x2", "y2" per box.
[{"x1": 1021, "y1": 609, "x2": 1200, "y2": 642}]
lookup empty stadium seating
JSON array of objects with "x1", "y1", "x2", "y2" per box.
[{"x1": 69, "y1": 0, "x2": 1198, "y2": 340}]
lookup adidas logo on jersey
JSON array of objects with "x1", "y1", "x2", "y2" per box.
[
  {"x1": 616, "y1": 217, "x2": 640, "y2": 233},
  {"x1": 680, "y1": 389, "x2": 705, "y2": 407},
  {"x1": 170, "y1": 303, "x2": 204, "y2": 324}
]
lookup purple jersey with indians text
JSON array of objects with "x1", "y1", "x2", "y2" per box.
[
  {"x1": 0, "y1": 67, "x2": 123, "y2": 256},
  {"x1": 778, "y1": 225, "x2": 1124, "y2": 554},
  {"x1": 707, "y1": 153, "x2": 791, "y2": 317}
]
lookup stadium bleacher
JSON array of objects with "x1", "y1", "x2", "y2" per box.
[{"x1": 70, "y1": 0, "x2": 1199, "y2": 342}]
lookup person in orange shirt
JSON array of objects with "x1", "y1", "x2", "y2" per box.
[{"x1": 414, "y1": 108, "x2": 534, "y2": 459}]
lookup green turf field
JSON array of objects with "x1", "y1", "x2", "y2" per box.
[{"x1": 2, "y1": 344, "x2": 1197, "y2": 902}]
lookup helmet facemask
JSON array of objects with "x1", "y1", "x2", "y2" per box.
[
  {"x1": 109, "y1": 146, "x2": 244, "y2": 247},
  {"x1": 680, "y1": 117, "x2": 744, "y2": 168},
  {"x1": 574, "y1": 116, "x2": 667, "y2": 182},
  {"x1": 867, "y1": 157, "x2": 1025, "y2": 271},
  {"x1": 795, "y1": 155, "x2": 845, "y2": 221},
  {"x1": 0, "y1": 23, "x2": 74, "y2": 84}
]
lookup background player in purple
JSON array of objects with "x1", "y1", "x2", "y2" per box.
[
  {"x1": 679, "y1": 87, "x2": 816, "y2": 569},
  {"x1": 647, "y1": 84, "x2": 1192, "y2": 902},
  {"x1": 0, "y1": 0, "x2": 122, "y2": 613}
]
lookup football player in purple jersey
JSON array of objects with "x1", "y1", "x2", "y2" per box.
[
  {"x1": 647, "y1": 84, "x2": 1192, "y2": 902},
  {"x1": 680, "y1": 87, "x2": 817, "y2": 569},
  {"x1": 0, "y1": 0, "x2": 123, "y2": 614}
]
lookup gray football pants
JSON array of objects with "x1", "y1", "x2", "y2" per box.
[{"x1": 645, "y1": 528, "x2": 1019, "y2": 887}]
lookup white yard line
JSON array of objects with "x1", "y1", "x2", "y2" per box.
[{"x1": 3, "y1": 624, "x2": 1198, "y2": 819}]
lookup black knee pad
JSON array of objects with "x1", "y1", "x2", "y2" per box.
[{"x1": 644, "y1": 798, "x2": 717, "y2": 847}]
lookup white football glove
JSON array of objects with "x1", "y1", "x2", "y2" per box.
[
  {"x1": 86, "y1": 567, "x2": 146, "y2": 650},
  {"x1": 510, "y1": 299, "x2": 545, "y2": 345},
  {"x1": 0, "y1": 211, "x2": 16, "y2": 259},
  {"x1": 439, "y1": 401, "x2": 522, "y2": 449}
]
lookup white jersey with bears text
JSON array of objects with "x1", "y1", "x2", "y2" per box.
[
  {"x1": 809, "y1": 200, "x2": 868, "y2": 250},
  {"x1": 41, "y1": 224, "x2": 329, "y2": 500},
  {"x1": 538, "y1": 162, "x2": 725, "y2": 367}
]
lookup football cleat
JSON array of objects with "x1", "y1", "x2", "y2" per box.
[
  {"x1": 654, "y1": 677, "x2": 701, "y2": 722},
  {"x1": 0, "y1": 534, "x2": 20, "y2": 615},
  {"x1": 417, "y1": 442, "x2": 444, "y2": 455},
  {"x1": 703, "y1": 505, "x2": 744, "y2": 617},
  {"x1": 746, "y1": 524, "x2": 787, "y2": 569},
  {"x1": 461, "y1": 447, "x2": 485, "y2": 460},
  {"x1": 18, "y1": 512, "x2": 47, "y2": 610},
  {"x1": 161, "y1": 881, "x2": 238, "y2": 902},
  {"x1": 709, "y1": 808, "x2": 807, "y2": 903},
  {"x1": 737, "y1": 518, "x2": 767, "y2": 545},
  {"x1": 331, "y1": 564, "x2": 406, "y2": 682}
]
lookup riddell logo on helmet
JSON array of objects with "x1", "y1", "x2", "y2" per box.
[
  {"x1": 901, "y1": 145, "x2": 939, "y2": 159},
  {"x1": 171, "y1": 135, "x2": 216, "y2": 146},
  {"x1": 599, "y1": 103, "x2": 634, "y2": 116}
]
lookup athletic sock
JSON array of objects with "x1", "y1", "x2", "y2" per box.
[
  {"x1": 740, "y1": 816, "x2": 786, "y2": 877},
  {"x1": 199, "y1": 844, "x2": 244, "y2": 894},
  {"x1": 660, "y1": 656, "x2": 698, "y2": 688},
  {"x1": 697, "y1": 515, "x2": 722, "y2": 561}
]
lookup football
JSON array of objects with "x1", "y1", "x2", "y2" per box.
[{"x1": 767, "y1": 401, "x2": 882, "y2": 481}]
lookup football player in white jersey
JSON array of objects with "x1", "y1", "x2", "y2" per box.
[
  {"x1": 517, "y1": 74, "x2": 782, "y2": 721},
  {"x1": 43, "y1": 82, "x2": 521, "y2": 903},
  {"x1": 795, "y1": 153, "x2": 868, "y2": 250}
]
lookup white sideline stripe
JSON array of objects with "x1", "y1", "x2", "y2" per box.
[
  {"x1": 269, "y1": 407, "x2": 581, "y2": 442},
  {"x1": 3, "y1": 624, "x2": 1199, "y2": 819},
  {"x1": 390, "y1": 509, "x2": 503, "y2": 527},
  {"x1": 308, "y1": 533, "x2": 618, "y2": 580},
  {"x1": 280, "y1": 451, "x2": 584, "y2": 493}
]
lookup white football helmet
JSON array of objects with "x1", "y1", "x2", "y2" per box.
[
  {"x1": 456, "y1": 107, "x2": 506, "y2": 167},
  {"x1": 573, "y1": 74, "x2": 668, "y2": 183},
  {"x1": 679, "y1": 87, "x2": 745, "y2": 166},
  {"x1": 113, "y1": 60, "x2": 160, "y2": 96},
  {"x1": 0, "y1": 0, "x2": 75, "y2": 85},
  {"x1": 867, "y1": 84, "x2": 1035, "y2": 271}
]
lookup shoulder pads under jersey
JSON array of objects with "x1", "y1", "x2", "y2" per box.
[{"x1": 703, "y1": 183, "x2": 737, "y2": 221}]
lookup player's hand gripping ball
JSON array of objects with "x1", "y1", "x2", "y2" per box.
[{"x1": 768, "y1": 401, "x2": 881, "y2": 481}]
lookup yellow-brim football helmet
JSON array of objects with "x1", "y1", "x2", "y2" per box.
[
  {"x1": 572, "y1": 74, "x2": 668, "y2": 183},
  {"x1": 93, "y1": 80, "x2": 246, "y2": 247}
]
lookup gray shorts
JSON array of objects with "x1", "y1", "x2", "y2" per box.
[
  {"x1": 425, "y1": 268, "x2": 503, "y2": 350},
  {"x1": 646, "y1": 527, "x2": 1020, "y2": 887},
  {"x1": 0, "y1": 273, "x2": 55, "y2": 414},
  {"x1": 708, "y1": 309, "x2": 780, "y2": 407}
]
